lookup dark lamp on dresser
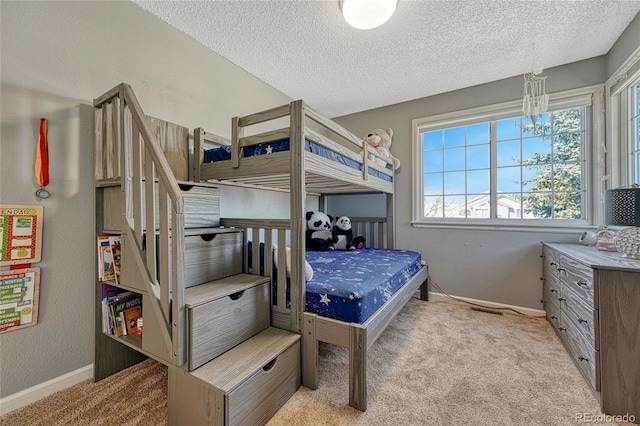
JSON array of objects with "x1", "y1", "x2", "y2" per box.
[{"x1": 605, "y1": 187, "x2": 640, "y2": 259}]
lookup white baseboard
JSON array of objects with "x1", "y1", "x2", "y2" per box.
[
  {"x1": 0, "y1": 364, "x2": 93, "y2": 416},
  {"x1": 428, "y1": 291, "x2": 546, "y2": 317}
]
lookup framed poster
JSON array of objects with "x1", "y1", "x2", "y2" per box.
[
  {"x1": 0, "y1": 267, "x2": 40, "y2": 332},
  {"x1": 0, "y1": 205, "x2": 43, "y2": 266}
]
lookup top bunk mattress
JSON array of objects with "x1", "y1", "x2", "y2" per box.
[
  {"x1": 305, "y1": 248, "x2": 422, "y2": 324},
  {"x1": 203, "y1": 135, "x2": 392, "y2": 183}
]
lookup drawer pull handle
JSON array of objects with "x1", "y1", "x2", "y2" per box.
[
  {"x1": 578, "y1": 318, "x2": 587, "y2": 324},
  {"x1": 550, "y1": 289, "x2": 556, "y2": 293},
  {"x1": 540, "y1": 276, "x2": 546, "y2": 281},
  {"x1": 229, "y1": 290, "x2": 245, "y2": 301},
  {"x1": 557, "y1": 268, "x2": 565, "y2": 272},
  {"x1": 550, "y1": 315, "x2": 558, "y2": 320},
  {"x1": 550, "y1": 262, "x2": 556, "y2": 266},
  {"x1": 578, "y1": 356, "x2": 589, "y2": 362},
  {"x1": 558, "y1": 298, "x2": 566, "y2": 302},
  {"x1": 262, "y1": 358, "x2": 277, "y2": 372},
  {"x1": 200, "y1": 234, "x2": 217, "y2": 242},
  {"x1": 540, "y1": 299, "x2": 546, "y2": 304},
  {"x1": 576, "y1": 281, "x2": 587, "y2": 287},
  {"x1": 558, "y1": 327, "x2": 567, "y2": 331}
]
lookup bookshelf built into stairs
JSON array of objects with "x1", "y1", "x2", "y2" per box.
[{"x1": 94, "y1": 83, "x2": 300, "y2": 425}]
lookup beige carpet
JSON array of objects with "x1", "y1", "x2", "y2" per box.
[{"x1": 1, "y1": 299, "x2": 632, "y2": 425}]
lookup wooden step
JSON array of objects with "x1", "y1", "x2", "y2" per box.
[
  {"x1": 169, "y1": 327, "x2": 301, "y2": 426},
  {"x1": 186, "y1": 274, "x2": 272, "y2": 370}
]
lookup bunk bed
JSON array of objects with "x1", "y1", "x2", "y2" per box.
[{"x1": 194, "y1": 99, "x2": 429, "y2": 411}]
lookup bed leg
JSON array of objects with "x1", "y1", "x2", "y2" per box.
[
  {"x1": 302, "y1": 313, "x2": 319, "y2": 390},
  {"x1": 420, "y1": 274, "x2": 430, "y2": 301},
  {"x1": 349, "y1": 324, "x2": 367, "y2": 411}
]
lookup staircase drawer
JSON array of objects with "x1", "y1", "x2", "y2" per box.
[
  {"x1": 101, "y1": 183, "x2": 220, "y2": 233},
  {"x1": 168, "y1": 328, "x2": 300, "y2": 426},
  {"x1": 183, "y1": 232, "x2": 243, "y2": 288},
  {"x1": 227, "y1": 339, "x2": 300, "y2": 425},
  {"x1": 188, "y1": 282, "x2": 270, "y2": 370}
]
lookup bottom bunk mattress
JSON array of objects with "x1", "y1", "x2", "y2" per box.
[{"x1": 304, "y1": 248, "x2": 423, "y2": 324}]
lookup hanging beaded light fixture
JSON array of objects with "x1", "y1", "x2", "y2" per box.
[{"x1": 522, "y1": 70, "x2": 548, "y2": 125}]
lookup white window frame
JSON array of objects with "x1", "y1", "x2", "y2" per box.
[
  {"x1": 608, "y1": 47, "x2": 640, "y2": 189},
  {"x1": 411, "y1": 85, "x2": 605, "y2": 232}
]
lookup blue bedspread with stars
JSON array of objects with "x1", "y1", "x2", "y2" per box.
[
  {"x1": 203, "y1": 139, "x2": 392, "y2": 182},
  {"x1": 305, "y1": 248, "x2": 422, "y2": 324}
]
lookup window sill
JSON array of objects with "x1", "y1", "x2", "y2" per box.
[{"x1": 410, "y1": 220, "x2": 597, "y2": 234}]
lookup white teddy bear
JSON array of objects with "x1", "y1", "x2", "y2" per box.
[{"x1": 362, "y1": 128, "x2": 400, "y2": 170}]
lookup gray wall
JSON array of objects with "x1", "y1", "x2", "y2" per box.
[
  {"x1": 0, "y1": 1, "x2": 294, "y2": 398},
  {"x1": 606, "y1": 11, "x2": 640, "y2": 78},
  {"x1": 332, "y1": 57, "x2": 608, "y2": 310}
]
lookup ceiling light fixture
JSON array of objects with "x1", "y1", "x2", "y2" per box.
[{"x1": 341, "y1": 0, "x2": 397, "y2": 30}]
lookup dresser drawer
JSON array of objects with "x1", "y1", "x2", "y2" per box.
[
  {"x1": 227, "y1": 339, "x2": 301, "y2": 425},
  {"x1": 558, "y1": 254, "x2": 595, "y2": 307},
  {"x1": 544, "y1": 290, "x2": 562, "y2": 331},
  {"x1": 562, "y1": 283, "x2": 599, "y2": 349},
  {"x1": 188, "y1": 282, "x2": 270, "y2": 370},
  {"x1": 561, "y1": 321, "x2": 599, "y2": 392},
  {"x1": 542, "y1": 246, "x2": 560, "y2": 277}
]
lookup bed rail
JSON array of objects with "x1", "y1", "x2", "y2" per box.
[
  {"x1": 219, "y1": 216, "x2": 392, "y2": 333},
  {"x1": 94, "y1": 83, "x2": 186, "y2": 366}
]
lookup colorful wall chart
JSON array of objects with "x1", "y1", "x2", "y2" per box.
[
  {"x1": 0, "y1": 268, "x2": 40, "y2": 332},
  {"x1": 0, "y1": 205, "x2": 43, "y2": 266}
]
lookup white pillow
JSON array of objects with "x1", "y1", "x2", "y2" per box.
[{"x1": 272, "y1": 244, "x2": 313, "y2": 281}]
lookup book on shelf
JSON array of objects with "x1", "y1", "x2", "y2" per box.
[
  {"x1": 108, "y1": 293, "x2": 143, "y2": 337},
  {"x1": 109, "y1": 236, "x2": 121, "y2": 285},
  {"x1": 123, "y1": 305, "x2": 142, "y2": 335},
  {"x1": 97, "y1": 235, "x2": 115, "y2": 282}
]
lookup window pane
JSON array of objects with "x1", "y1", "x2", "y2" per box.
[
  {"x1": 424, "y1": 173, "x2": 443, "y2": 195},
  {"x1": 443, "y1": 195, "x2": 466, "y2": 218},
  {"x1": 424, "y1": 196, "x2": 443, "y2": 218},
  {"x1": 523, "y1": 191, "x2": 553, "y2": 219},
  {"x1": 466, "y1": 144, "x2": 489, "y2": 169},
  {"x1": 467, "y1": 193, "x2": 491, "y2": 218},
  {"x1": 522, "y1": 137, "x2": 551, "y2": 164},
  {"x1": 553, "y1": 191, "x2": 582, "y2": 219},
  {"x1": 423, "y1": 130, "x2": 442, "y2": 150},
  {"x1": 522, "y1": 165, "x2": 548, "y2": 193},
  {"x1": 444, "y1": 127, "x2": 464, "y2": 148},
  {"x1": 443, "y1": 171, "x2": 465, "y2": 194},
  {"x1": 424, "y1": 150, "x2": 442, "y2": 173},
  {"x1": 496, "y1": 118, "x2": 520, "y2": 141},
  {"x1": 554, "y1": 133, "x2": 582, "y2": 163},
  {"x1": 554, "y1": 163, "x2": 581, "y2": 192},
  {"x1": 496, "y1": 194, "x2": 522, "y2": 219},
  {"x1": 496, "y1": 166, "x2": 521, "y2": 192},
  {"x1": 467, "y1": 123, "x2": 489, "y2": 145},
  {"x1": 444, "y1": 147, "x2": 465, "y2": 171},
  {"x1": 467, "y1": 169, "x2": 489, "y2": 193},
  {"x1": 553, "y1": 108, "x2": 582, "y2": 133},
  {"x1": 496, "y1": 140, "x2": 520, "y2": 167}
]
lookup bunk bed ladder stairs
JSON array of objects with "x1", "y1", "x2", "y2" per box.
[{"x1": 94, "y1": 83, "x2": 300, "y2": 425}]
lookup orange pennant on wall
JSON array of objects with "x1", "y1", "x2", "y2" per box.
[{"x1": 34, "y1": 118, "x2": 49, "y2": 188}]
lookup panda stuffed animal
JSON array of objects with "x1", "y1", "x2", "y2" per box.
[
  {"x1": 332, "y1": 216, "x2": 365, "y2": 251},
  {"x1": 306, "y1": 211, "x2": 335, "y2": 251}
]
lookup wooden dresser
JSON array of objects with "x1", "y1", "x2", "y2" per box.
[{"x1": 541, "y1": 242, "x2": 639, "y2": 422}]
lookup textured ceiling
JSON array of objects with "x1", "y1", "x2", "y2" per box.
[{"x1": 133, "y1": 0, "x2": 640, "y2": 117}]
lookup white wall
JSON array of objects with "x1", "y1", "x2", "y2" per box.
[{"x1": 0, "y1": 1, "x2": 293, "y2": 398}]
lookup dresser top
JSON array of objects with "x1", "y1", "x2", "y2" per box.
[{"x1": 542, "y1": 242, "x2": 640, "y2": 272}]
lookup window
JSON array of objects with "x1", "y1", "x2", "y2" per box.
[
  {"x1": 609, "y1": 53, "x2": 640, "y2": 190},
  {"x1": 412, "y1": 88, "x2": 600, "y2": 229},
  {"x1": 631, "y1": 80, "x2": 640, "y2": 184}
]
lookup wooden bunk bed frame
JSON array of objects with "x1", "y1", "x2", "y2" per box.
[{"x1": 194, "y1": 99, "x2": 429, "y2": 411}]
